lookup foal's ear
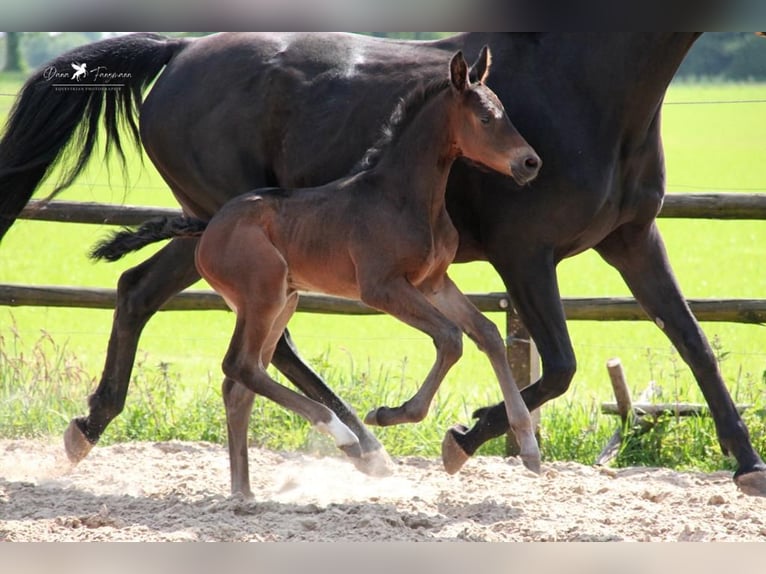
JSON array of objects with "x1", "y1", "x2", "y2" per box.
[
  {"x1": 449, "y1": 50, "x2": 469, "y2": 92},
  {"x1": 468, "y1": 45, "x2": 492, "y2": 84}
]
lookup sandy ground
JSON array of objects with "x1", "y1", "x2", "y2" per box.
[{"x1": 1, "y1": 438, "x2": 765, "y2": 542}]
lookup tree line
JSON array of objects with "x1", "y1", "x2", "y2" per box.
[{"x1": 2, "y1": 32, "x2": 765, "y2": 81}]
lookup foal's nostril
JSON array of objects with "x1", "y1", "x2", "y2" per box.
[{"x1": 524, "y1": 154, "x2": 541, "y2": 171}]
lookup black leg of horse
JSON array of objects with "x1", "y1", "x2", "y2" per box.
[
  {"x1": 442, "y1": 252, "x2": 576, "y2": 472},
  {"x1": 271, "y1": 330, "x2": 393, "y2": 476},
  {"x1": 64, "y1": 238, "x2": 200, "y2": 462},
  {"x1": 595, "y1": 221, "x2": 766, "y2": 496}
]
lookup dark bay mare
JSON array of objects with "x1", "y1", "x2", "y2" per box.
[
  {"x1": 90, "y1": 49, "x2": 543, "y2": 495},
  {"x1": 1, "y1": 32, "x2": 765, "y2": 496}
]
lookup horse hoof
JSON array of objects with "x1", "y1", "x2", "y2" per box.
[
  {"x1": 64, "y1": 419, "x2": 95, "y2": 464},
  {"x1": 734, "y1": 469, "x2": 766, "y2": 497},
  {"x1": 339, "y1": 442, "x2": 364, "y2": 460},
  {"x1": 520, "y1": 454, "x2": 542, "y2": 475},
  {"x1": 441, "y1": 425, "x2": 470, "y2": 475},
  {"x1": 363, "y1": 409, "x2": 380, "y2": 426},
  {"x1": 357, "y1": 448, "x2": 396, "y2": 477}
]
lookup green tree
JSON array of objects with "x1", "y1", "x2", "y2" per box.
[
  {"x1": 22, "y1": 32, "x2": 102, "y2": 69},
  {"x1": 4, "y1": 32, "x2": 25, "y2": 72}
]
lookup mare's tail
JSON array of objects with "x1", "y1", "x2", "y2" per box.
[
  {"x1": 0, "y1": 33, "x2": 190, "y2": 241},
  {"x1": 90, "y1": 216, "x2": 208, "y2": 262}
]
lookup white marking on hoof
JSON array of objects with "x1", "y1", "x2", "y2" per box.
[
  {"x1": 316, "y1": 415, "x2": 358, "y2": 448},
  {"x1": 655, "y1": 316, "x2": 665, "y2": 330}
]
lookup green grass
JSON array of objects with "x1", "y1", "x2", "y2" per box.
[{"x1": 1, "y1": 73, "x2": 765, "y2": 471}]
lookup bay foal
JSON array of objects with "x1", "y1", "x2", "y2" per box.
[{"x1": 93, "y1": 48, "x2": 542, "y2": 496}]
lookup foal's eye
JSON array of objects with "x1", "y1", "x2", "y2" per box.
[{"x1": 480, "y1": 115, "x2": 491, "y2": 125}]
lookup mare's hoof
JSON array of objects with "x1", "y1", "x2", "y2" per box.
[
  {"x1": 734, "y1": 469, "x2": 766, "y2": 497},
  {"x1": 441, "y1": 425, "x2": 470, "y2": 475},
  {"x1": 64, "y1": 418, "x2": 95, "y2": 464}
]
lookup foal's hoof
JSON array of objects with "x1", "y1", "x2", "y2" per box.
[
  {"x1": 441, "y1": 425, "x2": 470, "y2": 475},
  {"x1": 365, "y1": 407, "x2": 399, "y2": 426},
  {"x1": 734, "y1": 469, "x2": 766, "y2": 497},
  {"x1": 64, "y1": 418, "x2": 95, "y2": 464},
  {"x1": 520, "y1": 454, "x2": 542, "y2": 475},
  {"x1": 353, "y1": 448, "x2": 395, "y2": 478},
  {"x1": 363, "y1": 409, "x2": 380, "y2": 426}
]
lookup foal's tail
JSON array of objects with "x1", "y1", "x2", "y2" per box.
[
  {"x1": 90, "y1": 216, "x2": 207, "y2": 262},
  {"x1": 0, "y1": 33, "x2": 190, "y2": 241}
]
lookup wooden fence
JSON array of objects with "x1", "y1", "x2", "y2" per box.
[
  {"x1": 6, "y1": 195, "x2": 766, "y2": 352},
  {"x1": 5, "y1": 193, "x2": 766, "y2": 349},
  {"x1": 3, "y1": 195, "x2": 766, "y2": 453}
]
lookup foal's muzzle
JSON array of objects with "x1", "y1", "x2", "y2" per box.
[{"x1": 511, "y1": 152, "x2": 542, "y2": 186}]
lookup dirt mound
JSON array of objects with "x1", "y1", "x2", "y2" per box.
[{"x1": 1, "y1": 439, "x2": 764, "y2": 541}]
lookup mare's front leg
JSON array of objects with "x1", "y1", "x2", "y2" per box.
[
  {"x1": 430, "y1": 276, "x2": 540, "y2": 473},
  {"x1": 360, "y1": 277, "x2": 464, "y2": 426},
  {"x1": 65, "y1": 238, "x2": 200, "y2": 462},
  {"x1": 596, "y1": 220, "x2": 766, "y2": 497},
  {"x1": 441, "y1": 250, "x2": 576, "y2": 473}
]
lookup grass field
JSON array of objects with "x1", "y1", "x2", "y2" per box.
[{"x1": 1, "y1": 71, "x2": 765, "y2": 467}]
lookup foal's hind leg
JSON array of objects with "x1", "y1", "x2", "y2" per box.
[
  {"x1": 271, "y1": 331, "x2": 393, "y2": 476},
  {"x1": 199, "y1": 229, "x2": 361, "y2": 496},
  {"x1": 221, "y1": 300, "x2": 360, "y2": 497},
  {"x1": 65, "y1": 238, "x2": 200, "y2": 462},
  {"x1": 222, "y1": 292, "x2": 364, "y2": 497},
  {"x1": 429, "y1": 276, "x2": 539, "y2": 474}
]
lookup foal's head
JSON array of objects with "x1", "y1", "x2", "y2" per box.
[{"x1": 449, "y1": 46, "x2": 541, "y2": 186}]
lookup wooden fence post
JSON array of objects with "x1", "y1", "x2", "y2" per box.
[{"x1": 502, "y1": 298, "x2": 541, "y2": 456}]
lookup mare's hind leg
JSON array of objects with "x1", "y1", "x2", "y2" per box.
[
  {"x1": 359, "y1": 276, "x2": 464, "y2": 426},
  {"x1": 271, "y1": 332, "x2": 393, "y2": 476},
  {"x1": 596, "y1": 221, "x2": 766, "y2": 497},
  {"x1": 428, "y1": 276, "x2": 539, "y2": 474},
  {"x1": 65, "y1": 238, "x2": 200, "y2": 462}
]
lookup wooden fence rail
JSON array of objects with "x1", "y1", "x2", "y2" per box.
[
  {"x1": 1, "y1": 284, "x2": 765, "y2": 324},
  {"x1": 17, "y1": 193, "x2": 766, "y2": 224}
]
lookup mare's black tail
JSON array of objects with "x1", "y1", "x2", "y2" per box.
[
  {"x1": 0, "y1": 33, "x2": 190, "y2": 241},
  {"x1": 90, "y1": 216, "x2": 208, "y2": 262}
]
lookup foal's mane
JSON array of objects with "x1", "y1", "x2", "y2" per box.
[{"x1": 349, "y1": 77, "x2": 451, "y2": 175}]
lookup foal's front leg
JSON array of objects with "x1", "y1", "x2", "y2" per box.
[
  {"x1": 429, "y1": 275, "x2": 540, "y2": 473},
  {"x1": 360, "y1": 276, "x2": 465, "y2": 427}
]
